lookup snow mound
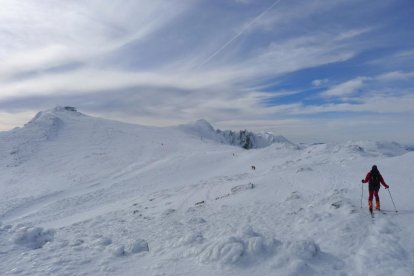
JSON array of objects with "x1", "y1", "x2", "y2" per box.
[
  {"x1": 112, "y1": 245, "x2": 126, "y2": 257},
  {"x1": 112, "y1": 239, "x2": 149, "y2": 257},
  {"x1": 196, "y1": 226, "x2": 322, "y2": 272},
  {"x1": 127, "y1": 239, "x2": 149, "y2": 254},
  {"x1": 271, "y1": 239, "x2": 324, "y2": 276},
  {"x1": 180, "y1": 119, "x2": 295, "y2": 149},
  {"x1": 283, "y1": 239, "x2": 320, "y2": 260},
  {"x1": 13, "y1": 226, "x2": 55, "y2": 249},
  {"x1": 199, "y1": 225, "x2": 281, "y2": 265},
  {"x1": 94, "y1": 237, "x2": 112, "y2": 247},
  {"x1": 179, "y1": 232, "x2": 205, "y2": 246}
]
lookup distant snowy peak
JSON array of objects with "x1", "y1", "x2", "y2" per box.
[
  {"x1": 181, "y1": 119, "x2": 296, "y2": 149},
  {"x1": 9, "y1": 106, "x2": 85, "y2": 144},
  {"x1": 28, "y1": 106, "x2": 83, "y2": 125},
  {"x1": 0, "y1": 107, "x2": 85, "y2": 166},
  {"x1": 182, "y1": 119, "x2": 217, "y2": 140},
  {"x1": 342, "y1": 140, "x2": 410, "y2": 157},
  {"x1": 307, "y1": 140, "x2": 410, "y2": 157}
]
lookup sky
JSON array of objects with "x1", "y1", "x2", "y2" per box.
[{"x1": 0, "y1": 0, "x2": 414, "y2": 144}]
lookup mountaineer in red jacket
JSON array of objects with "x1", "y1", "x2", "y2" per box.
[{"x1": 362, "y1": 165, "x2": 389, "y2": 212}]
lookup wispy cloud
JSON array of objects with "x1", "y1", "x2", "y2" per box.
[
  {"x1": 376, "y1": 71, "x2": 414, "y2": 81},
  {"x1": 321, "y1": 77, "x2": 368, "y2": 98},
  {"x1": 0, "y1": 0, "x2": 413, "y2": 143},
  {"x1": 304, "y1": 92, "x2": 414, "y2": 114},
  {"x1": 312, "y1": 79, "x2": 329, "y2": 87},
  {"x1": 0, "y1": 0, "x2": 192, "y2": 79}
]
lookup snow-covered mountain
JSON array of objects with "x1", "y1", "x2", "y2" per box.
[
  {"x1": 1, "y1": 107, "x2": 413, "y2": 276},
  {"x1": 303, "y1": 140, "x2": 410, "y2": 158},
  {"x1": 181, "y1": 119, "x2": 297, "y2": 149}
]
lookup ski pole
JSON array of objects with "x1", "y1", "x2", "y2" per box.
[
  {"x1": 360, "y1": 183, "x2": 363, "y2": 208},
  {"x1": 387, "y1": 188, "x2": 398, "y2": 213}
]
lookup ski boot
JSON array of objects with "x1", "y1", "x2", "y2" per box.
[{"x1": 375, "y1": 200, "x2": 380, "y2": 211}]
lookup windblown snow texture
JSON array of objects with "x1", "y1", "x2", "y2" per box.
[{"x1": 0, "y1": 107, "x2": 413, "y2": 275}]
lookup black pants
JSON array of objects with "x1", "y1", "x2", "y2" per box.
[{"x1": 368, "y1": 182, "x2": 380, "y2": 202}]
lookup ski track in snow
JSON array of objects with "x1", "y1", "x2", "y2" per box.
[{"x1": 0, "y1": 108, "x2": 413, "y2": 275}]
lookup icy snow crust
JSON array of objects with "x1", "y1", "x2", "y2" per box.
[{"x1": 0, "y1": 108, "x2": 413, "y2": 275}]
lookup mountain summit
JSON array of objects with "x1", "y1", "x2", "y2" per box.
[{"x1": 27, "y1": 106, "x2": 83, "y2": 124}]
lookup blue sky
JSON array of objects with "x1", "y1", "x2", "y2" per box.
[{"x1": 0, "y1": 0, "x2": 413, "y2": 143}]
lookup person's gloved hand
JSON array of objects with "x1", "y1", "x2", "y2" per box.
[
  {"x1": 361, "y1": 179, "x2": 365, "y2": 183},
  {"x1": 384, "y1": 184, "x2": 389, "y2": 189}
]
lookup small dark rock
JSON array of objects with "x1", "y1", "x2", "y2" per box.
[
  {"x1": 331, "y1": 201, "x2": 342, "y2": 209},
  {"x1": 64, "y1": 106, "x2": 77, "y2": 112}
]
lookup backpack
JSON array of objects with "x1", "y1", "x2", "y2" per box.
[{"x1": 371, "y1": 171, "x2": 381, "y2": 185}]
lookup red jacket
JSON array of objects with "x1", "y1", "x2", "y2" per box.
[{"x1": 363, "y1": 172, "x2": 389, "y2": 188}]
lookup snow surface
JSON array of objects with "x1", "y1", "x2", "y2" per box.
[{"x1": 0, "y1": 107, "x2": 413, "y2": 275}]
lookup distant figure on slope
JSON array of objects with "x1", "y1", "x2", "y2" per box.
[{"x1": 361, "y1": 165, "x2": 389, "y2": 212}]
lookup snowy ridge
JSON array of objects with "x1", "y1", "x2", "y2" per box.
[
  {"x1": 304, "y1": 140, "x2": 410, "y2": 158},
  {"x1": 181, "y1": 119, "x2": 296, "y2": 149},
  {"x1": 341, "y1": 140, "x2": 410, "y2": 157},
  {"x1": 0, "y1": 107, "x2": 414, "y2": 275}
]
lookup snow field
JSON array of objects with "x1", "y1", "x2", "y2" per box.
[{"x1": 0, "y1": 108, "x2": 413, "y2": 275}]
